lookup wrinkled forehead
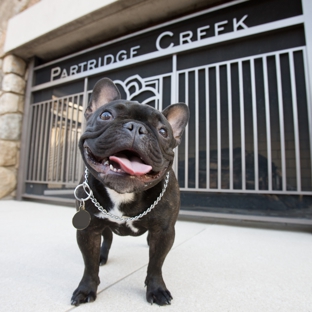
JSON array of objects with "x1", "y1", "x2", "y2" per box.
[{"x1": 100, "y1": 100, "x2": 167, "y2": 123}]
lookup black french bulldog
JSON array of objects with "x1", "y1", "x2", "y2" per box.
[{"x1": 71, "y1": 78, "x2": 189, "y2": 306}]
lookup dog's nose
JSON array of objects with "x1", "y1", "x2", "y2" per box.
[{"x1": 123, "y1": 122, "x2": 148, "y2": 135}]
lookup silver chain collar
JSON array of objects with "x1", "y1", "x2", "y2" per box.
[{"x1": 74, "y1": 168, "x2": 170, "y2": 222}]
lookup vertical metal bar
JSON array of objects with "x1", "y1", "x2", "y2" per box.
[
  {"x1": 46, "y1": 100, "x2": 54, "y2": 182},
  {"x1": 26, "y1": 106, "x2": 32, "y2": 181},
  {"x1": 227, "y1": 63, "x2": 233, "y2": 190},
  {"x1": 206, "y1": 66, "x2": 210, "y2": 189},
  {"x1": 82, "y1": 78, "x2": 88, "y2": 134},
  {"x1": 195, "y1": 69, "x2": 199, "y2": 188},
  {"x1": 34, "y1": 105, "x2": 42, "y2": 181},
  {"x1": 17, "y1": 58, "x2": 35, "y2": 199},
  {"x1": 302, "y1": 0, "x2": 312, "y2": 188},
  {"x1": 275, "y1": 54, "x2": 287, "y2": 191},
  {"x1": 42, "y1": 101, "x2": 50, "y2": 181},
  {"x1": 263, "y1": 57, "x2": 273, "y2": 191},
  {"x1": 78, "y1": 78, "x2": 89, "y2": 180},
  {"x1": 72, "y1": 95, "x2": 81, "y2": 183},
  {"x1": 184, "y1": 72, "x2": 189, "y2": 188},
  {"x1": 173, "y1": 73, "x2": 179, "y2": 179},
  {"x1": 171, "y1": 54, "x2": 177, "y2": 104},
  {"x1": 238, "y1": 60, "x2": 246, "y2": 190},
  {"x1": 51, "y1": 99, "x2": 60, "y2": 182},
  {"x1": 289, "y1": 51, "x2": 301, "y2": 191},
  {"x1": 66, "y1": 96, "x2": 75, "y2": 182},
  {"x1": 250, "y1": 59, "x2": 259, "y2": 190},
  {"x1": 158, "y1": 77, "x2": 163, "y2": 111},
  {"x1": 37, "y1": 103, "x2": 45, "y2": 181},
  {"x1": 56, "y1": 98, "x2": 64, "y2": 182},
  {"x1": 27, "y1": 106, "x2": 36, "y2": 181},
  {"x1": 171, "y1": 54, "x2": 178, "y2": 176},
  {"x1": 61, "y1": 97, "x2": 70, "y2": 182},
  {"x1": 216, "y1": 65, "x2": 221, "y2": 190},
  {"x1": 302, "y1": 47, "x2": 312, "y2": 189},
  {"x1": 33, "y1": 105, "x2": 40, "y2": 180}
]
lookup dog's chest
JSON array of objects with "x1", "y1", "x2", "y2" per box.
[{"x1": 94, "y1": 188, "x2": 141, "y2": 234}]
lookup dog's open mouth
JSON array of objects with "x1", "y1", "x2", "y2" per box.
[
  {"x1": 84, "y1": 145, "x2": 160, "y2": 178},
  {"x1": 109, "y1": 152, "x2": 152, "y2": 175}
]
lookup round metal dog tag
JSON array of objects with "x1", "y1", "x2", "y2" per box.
[{"x1": 72, "y1": 210, "x2": 91, "y2": 230}]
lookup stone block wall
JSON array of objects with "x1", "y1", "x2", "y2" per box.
[
  {"x1": 0, "y1": 55, "x2": 26, "y2": 198},
  {"x1": 0, "y1": 0, "x2": 40, "y2": 200}
]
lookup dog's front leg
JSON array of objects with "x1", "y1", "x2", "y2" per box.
[
  {"x1": 145, "y1": 226, "x2": 175, "y2": 305},
  {"x1": 71, "y1": 229, "x2": 101, "y2": 306}
]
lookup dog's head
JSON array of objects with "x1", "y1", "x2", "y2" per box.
[{"x1": 79, "y1": 78, "x2": 189, "y2": 193}]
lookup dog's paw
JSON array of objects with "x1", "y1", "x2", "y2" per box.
[
  {"x1": 71, "y1": 285, "x2": 97, "y2": 306},
  {"x1": 146, "y1": 287, "x2": 173, "y2": 306},
  {"x1": 100, "y1": 245, "x2": 110, "y2": 266},
  {"x1": 99, "y1": 254, "x2": 108, "y2": 266}
]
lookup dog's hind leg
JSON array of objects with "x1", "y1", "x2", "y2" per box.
[{"x1": 100, "y1": 227, "x2": 113, "y2": 265}]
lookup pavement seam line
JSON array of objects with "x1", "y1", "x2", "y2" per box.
[
  {"x1": 64, "y1": 263, "x2": 149, "y2": 311},
  {"x1": 172, "y1": 227, "x2": 209, "y2": 250}
]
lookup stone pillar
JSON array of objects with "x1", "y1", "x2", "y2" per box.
[{"x1": 0, "y1": 54, "x2": 26, "y2": 199}]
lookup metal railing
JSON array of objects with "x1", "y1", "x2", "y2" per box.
[
  {"x1": 177, "y1": 46, "x2": 312, "y2": 194},
  {"x1": 26, "y1": 93, "x2": 84, "y2": 188},
  {"x1": 25, "y1": 47, "x2": 312, "y2": 196}
]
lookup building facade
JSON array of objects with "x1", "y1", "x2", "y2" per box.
[{"x1": 1, "y1": 0, "x2": 312, "y2": 225}]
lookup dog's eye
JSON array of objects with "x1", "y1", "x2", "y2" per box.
[
  {"x1": 159, "y1": 128, "x2": 168, "y2": 138},
  {"x1": 100, "y1": 111, "x2": 113, "y2": 120}
]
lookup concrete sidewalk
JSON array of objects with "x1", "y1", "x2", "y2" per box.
[{"x1": 0, "y1": 200, "x2": 312, "y2": 312}]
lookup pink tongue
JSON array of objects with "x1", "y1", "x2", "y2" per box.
[{"x1": 109, "y1": 154, "x2": 152, "y2": 176}]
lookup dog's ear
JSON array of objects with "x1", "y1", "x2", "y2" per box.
[
  {"x1": 85, "y1": 78, "x2": 121, "y2": 120},
  {"x1": 162, "y1": 103, "x2": 189, "y2": 147}
]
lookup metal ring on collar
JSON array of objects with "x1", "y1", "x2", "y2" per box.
[
  {"x1": 82, "y1": 181, "x2": 93, "y2": 197},
  {"x1": 74, "y1": 182, "x2": 92, "y2": 201}
]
